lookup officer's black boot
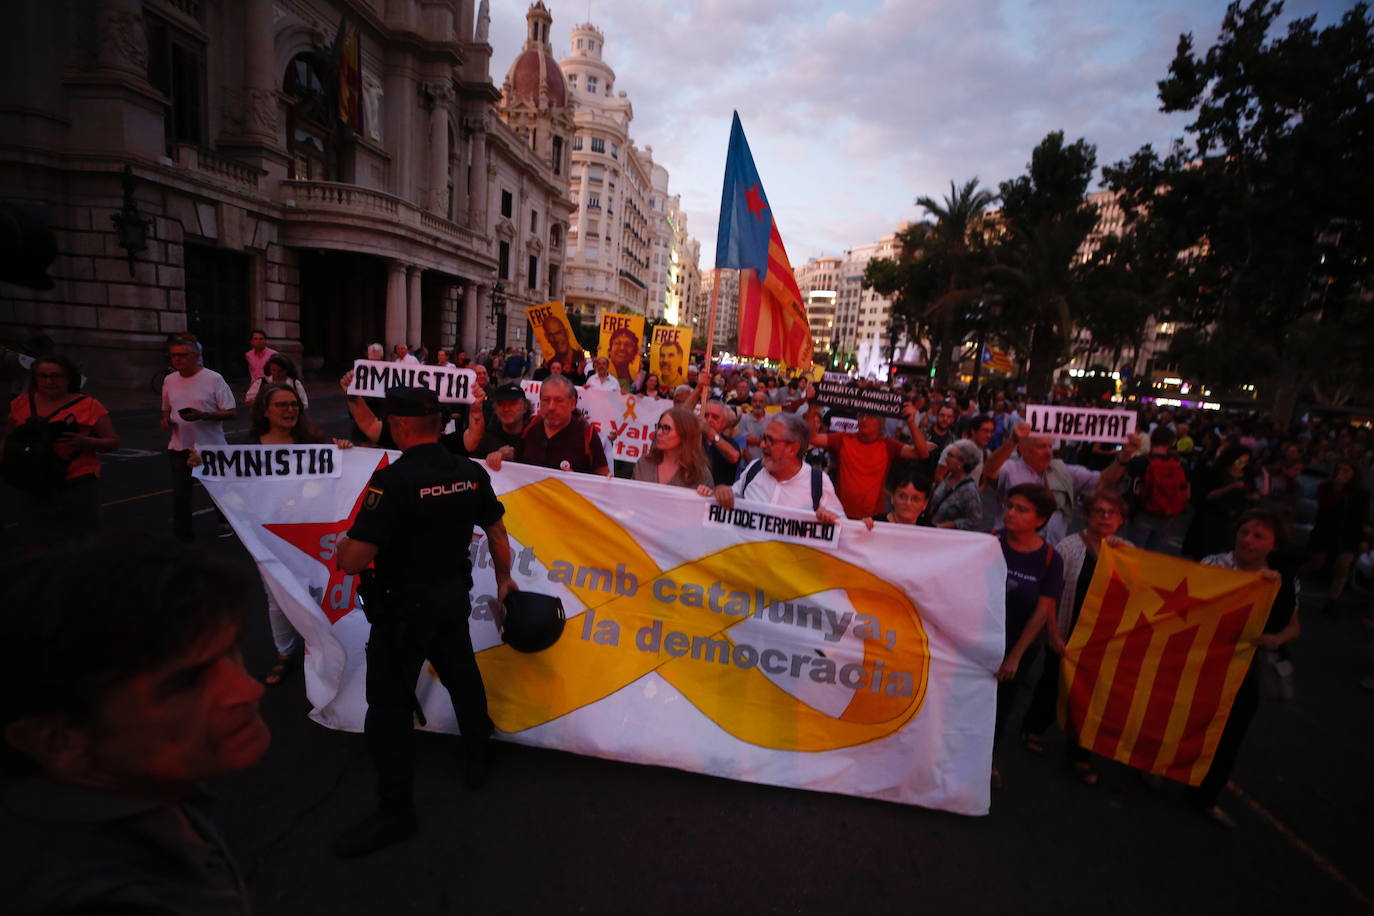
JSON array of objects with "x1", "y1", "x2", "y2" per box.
[{"x1": 333, "y1": 805, "x2": 418, "y2": 858}]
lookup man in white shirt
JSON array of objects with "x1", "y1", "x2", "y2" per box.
[
  {"x1": 582, "y1": 356, "x2": 622, "y2": 393},
  {"x1": 714, "y1": 411, "x2": 843, "y2": 523},
  {"x1": 392, "y1": 343, "x2": 419, "y2": 365},
  {"x1": 161, "y1": 338, "x2": 236, "y2": 541}
]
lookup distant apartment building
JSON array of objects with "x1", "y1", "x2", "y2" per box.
[
  {"x1": 557, "y1": 22, "x2": 698, "y2": 326},
  {"x1": 795, "y1": 256, "x2": 841, "y2": 355},
  {"x1": 834, "y1": 228, "x2": 903, "y2": 362}
]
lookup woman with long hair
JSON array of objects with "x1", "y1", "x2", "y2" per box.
[
  {"x1": 245, "y1": 353, "x2": 308, "y2": 409},
  {"x1": 195, "y1": 383, "x2": 351, "y2": 684},
  {"x1": 1301, "y1": 460, "x2": 1369, "y2": 614},
  {"x1": 637, "y1": 373, "x2": 665, "y2": 400},
  {"x1": 1185, "y1": 443, "x2": 1259, "y2": 558},
  {"x1": 633, "y1": 406, "x2": 713, "y2": 491},
  {"x1": 1, "y1": 353, "x2": 119, "y2": 552}
]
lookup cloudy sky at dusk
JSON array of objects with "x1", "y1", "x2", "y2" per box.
[{"x1": 488, "y1": 0, "x2": 1354, "y2": 266}]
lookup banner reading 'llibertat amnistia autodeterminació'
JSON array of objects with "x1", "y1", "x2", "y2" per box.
[{"x1": 203, "y1": 455, "x2": 1008, "y2": 815}]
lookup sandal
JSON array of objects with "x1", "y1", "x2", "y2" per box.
[
  {"x1": 1022, "y1": 731, "x2": 1045, "y2": 754},
  {"x1": 1072, "y1": 761, "x2": 1099, "y2": 785},
  {"x1": 264, "y1": 652, "x2": 298, "y2": 686}
]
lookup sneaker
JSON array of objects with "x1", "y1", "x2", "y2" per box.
[{"x1": 333, "y1": 807, "x2": 417, "y2": 858}]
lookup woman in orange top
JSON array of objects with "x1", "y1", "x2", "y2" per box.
[{"x1": 2, "y1": 354, "x2": 119, "y2": 551}]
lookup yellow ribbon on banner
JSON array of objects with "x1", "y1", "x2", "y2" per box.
[
  {"x1": 622, "y1": 396, "x2": 637, "y2": 422},
  {"x1": 477, "y1": 478, "x2": 930, "y2": 751}
]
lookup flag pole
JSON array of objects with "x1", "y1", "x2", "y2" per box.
[{"x1": 703, "y1": 266, "x2": 720, "y2": 372}]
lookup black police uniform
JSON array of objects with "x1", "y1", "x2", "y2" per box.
[{"x1": 347, "y1": 427, "x2": 505, "y2": 812}]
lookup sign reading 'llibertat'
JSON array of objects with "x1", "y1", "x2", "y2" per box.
[
  {"x1": 813, "y1": 381, "x2": 905, "y2": 418},
  {"x1": 1024, "y1": 403, "x2": 1136, "y2": 443},
  {"x1": 346, "y1": 359, "x2": 476, "y2": 404},
  {"x1": 194, "y1": 444, "x2": 343, "y2": 479}
]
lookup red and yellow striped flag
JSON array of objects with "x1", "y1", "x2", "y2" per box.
[
  {"x1": 1059, "y1": 542, "x2": 1278, "y2": 785},
  {"x1": 737, "y1": 225, "x2": 812, "y2": 371}
]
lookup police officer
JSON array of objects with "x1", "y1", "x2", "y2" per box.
[{"x1": 333, "y1": 386, "x2": 516, "y2": 858}]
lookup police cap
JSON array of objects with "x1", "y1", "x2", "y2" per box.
[
  {"x1": 490, "y1": 382, "x2": 526, "y2": 402},
  {"x1": 383, "y1": 386, "x2": 440, "y2": 416}
]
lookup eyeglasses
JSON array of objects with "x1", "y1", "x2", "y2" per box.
[
  {"x1": 761, "y1": 434, "x2": 791, "y2": 445},
  {"x1": 655, "y1": 423, "x2": 675, "y2": 433},
  {"x1": 270, "y1": 401, "x2": 302, "y2": 409}
]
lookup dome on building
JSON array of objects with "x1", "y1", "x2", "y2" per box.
[{"x1": 503, "y1": 3, "x2": 566, "y2": 109}]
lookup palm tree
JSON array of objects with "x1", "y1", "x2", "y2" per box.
[{"x1": 914, "y1": 179, "x2": 998, "y2": 387}]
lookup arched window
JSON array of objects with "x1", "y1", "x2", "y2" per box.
[
  {"x1": 550, "y1": 224, "x2": 562, "y2": 249},
  {"x1": 283, "y1": 53, "x2": 335, "y2": 180}
]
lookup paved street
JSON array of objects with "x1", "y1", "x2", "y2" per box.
[{"x1": 6, "y1": 381, "x2": 1373, "y2": 915}]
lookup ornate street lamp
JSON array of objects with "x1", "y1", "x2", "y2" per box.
[
  {"x1": 110, "y1": 165, "x2": 152, "y2": 277},
  {"x1": 489, "y1": 281, "x2": 506, "y2": 324}
]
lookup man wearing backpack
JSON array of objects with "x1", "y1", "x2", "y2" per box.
[
  {"x1": 161, "y1": 337, "x2": 236, "y2": 541},
  {"x1": 713, "y1": 411, "x2": 844, "y2": 522},
  {"x1": 501, "y1": 373, "x2": 608, "y2": 476},
  {"x1": 1125, "y1": 425, "x2": 1191, "y2": 555}
]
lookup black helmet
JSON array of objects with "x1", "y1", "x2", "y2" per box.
[{"x1": 501, "y1": 591, "x2": 565, "y2": 653}]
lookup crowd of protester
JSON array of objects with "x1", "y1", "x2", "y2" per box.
[{"x1": 4, "y1": 328, "x2": 1374, "y2": 896}]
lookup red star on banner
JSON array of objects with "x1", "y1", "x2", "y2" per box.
[
  {"x1": 745, "y1": 182, "x2": 767, "y2": 222},
  {"x1": 1151, "y1": 578, "x2": 1208, "y2": 623},
  {"x1": 263, "y1": 452, "x2": 389, "y2": 624}
]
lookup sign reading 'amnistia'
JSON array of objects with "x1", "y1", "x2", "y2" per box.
[
  {"x1": 346, "y1": 359, "x2": 476, "y2": 403},
  {"x1": 1024, "y1": 403, "x2": 1136, "y2": 443},
  {"x1": 194, "y1": 444, "x2": 342, "y2": 479}
]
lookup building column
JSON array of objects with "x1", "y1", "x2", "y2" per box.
[
  {"x1": 385, "y1": 50, "x2": 414, "y2": 200},
  {"x1": 241, "y1": 0, "x2": 278, "y2": 143},
  {"x1": 426, "y1": 84, "x2": 454, "y2": 215},
  {"x1": 468, "y1": 115, "x2": 489, "y2": 230},
  {"x1": 385, "y1": 261, "x2": 408, "y2": 352},
  {"x1": 407, "y1": 266, "x2": 423, "y2": 347},
  {"x1": 462, "y1": 282, "x2": 480, "y2": 353},
  {"x1": 475, "y1": 285, "x2": 491, "y2": 352}
]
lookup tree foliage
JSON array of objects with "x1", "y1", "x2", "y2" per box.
[
  {"x1": 863, "y1": 180, "x2": 997, "y2": 384},
  {"x1": 986, "y1": 132, "x2": 1100, "y2": 395},
  {"x1": 1103, "y1": 0, "x2": 1374, "y2": 411}
]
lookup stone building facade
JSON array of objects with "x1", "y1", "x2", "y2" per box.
[
  {"x1": 795, "y1": 255, "x2": 841, "y2": 356},
  {"x1": 0, "y1": 0, "x2": 570, "y2": 387}
]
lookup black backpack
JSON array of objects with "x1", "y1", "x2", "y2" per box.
[
  {"x1": 1, "y1": 392, "x2": 86, "y2": 491},
  {"x1": 740, "y1": 459, "x2": 825, "y2": 511}
]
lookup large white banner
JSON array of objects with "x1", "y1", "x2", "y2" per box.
[{"x1": 206, "y1": 451, "x2": 1007, "y2": 815}]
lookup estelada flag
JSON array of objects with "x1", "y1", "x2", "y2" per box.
[
  {"x1": 714, "y1": 112, "x2": 811, "y2": 370},
  {"x1": 335, "y1": 20, "x2": 363, "y2": 131},
  {"x1": 1059, "y1": 542, "x2": 1278, "y2": 786},
  {"x1": 982, "y1": 345, "x2": 1013, "y2": 374}
]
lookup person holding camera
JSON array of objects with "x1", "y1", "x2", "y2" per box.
[{"x1": 332, "y1": 386, "x2": 516, "y2": 858}]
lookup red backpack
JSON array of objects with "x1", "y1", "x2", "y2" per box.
[{"x1": 1140, "y1": 455, "x2": 1189, "y2": 516}]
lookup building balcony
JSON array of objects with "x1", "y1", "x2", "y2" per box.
[
  {"x1": 278, "y1": 179, "x2": 489, "y2": 262},
  {"x1": 171, "y1": 143, "x2": 265, "y2": 191}
]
